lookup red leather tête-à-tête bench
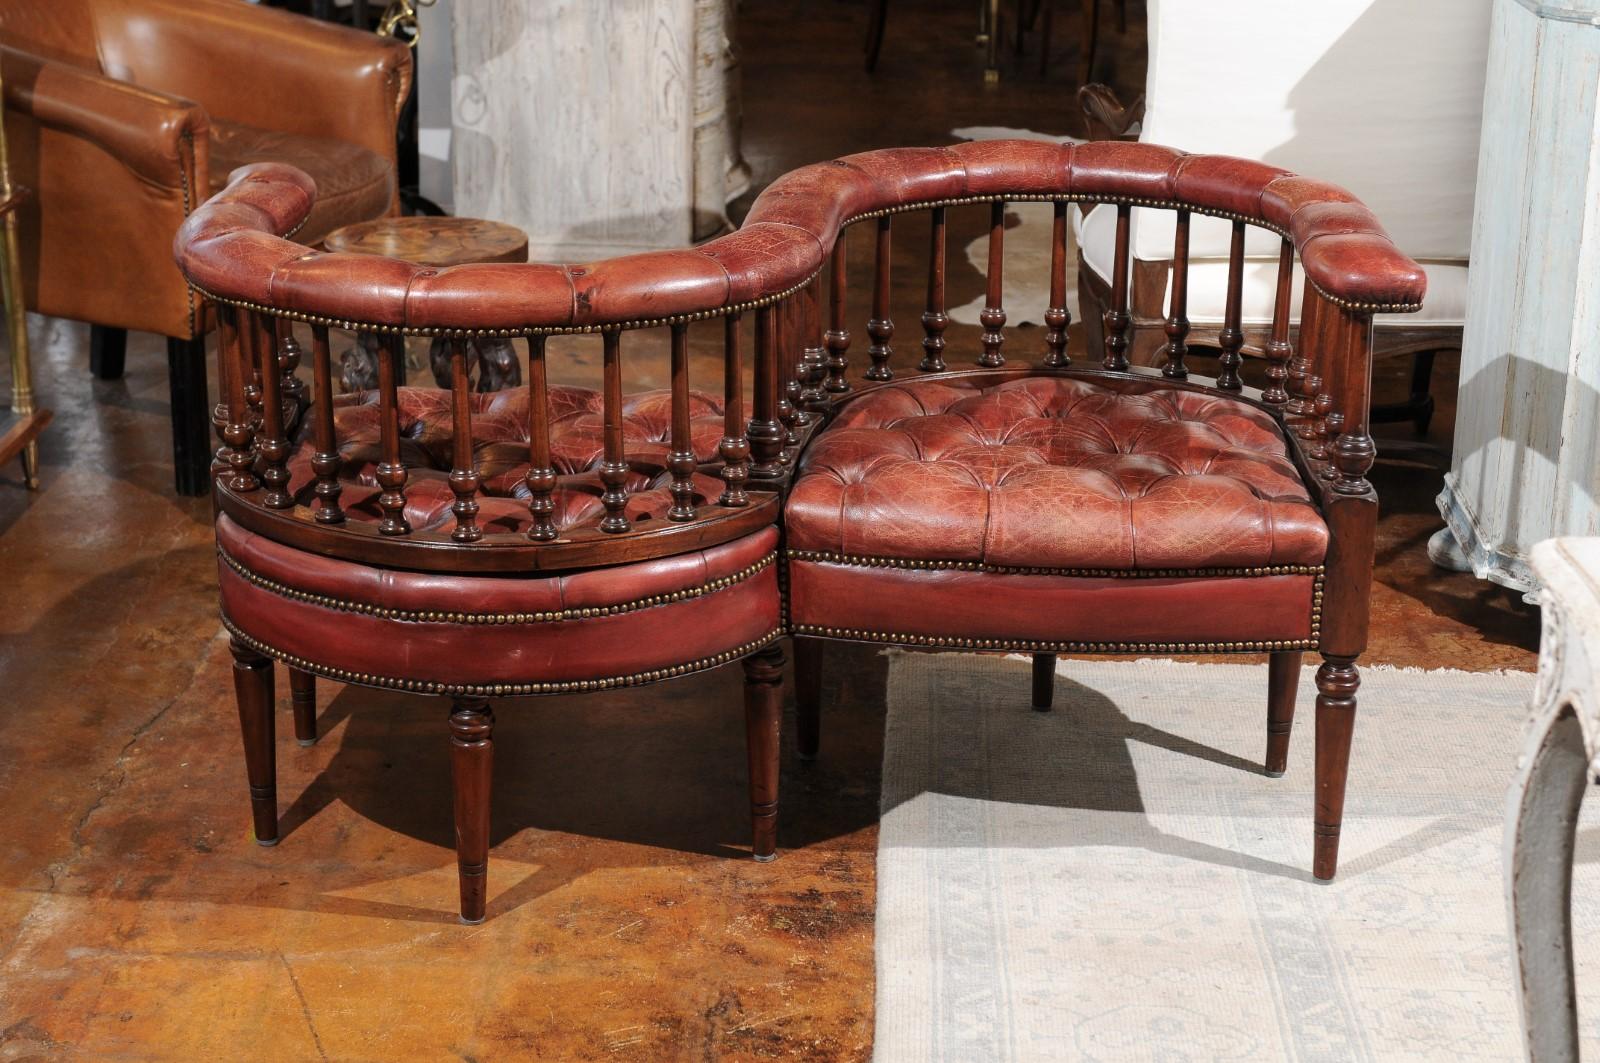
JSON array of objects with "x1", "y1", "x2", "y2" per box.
[{"x1": 174, "y1": 140, "x2": 1422, "y2": 922}]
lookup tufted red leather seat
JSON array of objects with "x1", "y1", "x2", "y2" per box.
[
  {"x1": 786, "y1": 372, "x2": 1327, "y2": 652},
  {"x1": 285, "y1": 385, "x2": 731, "y2": 537}
]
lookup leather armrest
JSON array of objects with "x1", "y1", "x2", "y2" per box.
[
  {"x1": 95, "y1": 0, "x2": 412, "y2": 173},
  {"x1": 1, "y1": 45, "x2": 207, "y2": 190}
]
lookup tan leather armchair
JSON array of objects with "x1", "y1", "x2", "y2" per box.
[{"x1": 0, "y1": 0, "x2": 411, "y2": 494}]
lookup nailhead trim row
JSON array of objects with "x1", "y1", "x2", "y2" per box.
[
  {"x1": 785, "y1": 548, "x2": 1325, "y2": 579},
  {"x1": 189, "y1": 271, "x2": 821, "y2": 339},
  {"x1": 219, "y1": 545, "x2": 776, "y2": 623},
  {"x1": 221, "y1": 616, "x2": 784, "y2": 697},
  {"x1": 788, "y1": 563, "x2": 1323, "y2": 651},
  {"x1": 789, "y1": 624, "x2": 1319, "y2": 654},
  {"x1": 191, "y1": 192, "x2": 1417, "y2": 339}
]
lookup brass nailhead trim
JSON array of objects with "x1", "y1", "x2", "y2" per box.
[
  {"x1": 788, "y1": 625, "x2": 1319, "y2": 654},
  {"x1": 221, "y1": 616, "x2": 784, "y2": 697},
  {"x1": 786, "y1": 548, "x2": 1325, "y2": 579},
  {"x1": 219, "y1": 546, "x2": 776, "y2": 624},
  {"x1": 846, "y1": 195, "x2": 1420, "y2": 314},
  {"x1": 786, "y1": 568, "x2": 1324, "y2": 652},
  {"x1": 189, "y1": 272, "x2": 820, "y2": 339}
]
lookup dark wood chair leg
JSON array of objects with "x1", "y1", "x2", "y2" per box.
[
  {"x1": 89, "y1": 325, "x2": 127, "y2": 380},
  {"x1": 1031, "y1": 652, "x2": 1055, "y2": 711},
  {"x1": 743, "y1": 644, "x2": 785, "y2": 861},
  {"x1": 167, "y1": 335, "x2": 212, "y2": 497},
  {"x1": 289, "y1": 668, "x2": 318, "y2": 747},
  {"x1": 794, "y1": 636, "x2": 822, "y2": 760},
  {"x1": 1265, "y1": 650, "x2": 1302, "y2": 776},
  {"x1": 984, "y1": 0, "x2": 1001, "y2": 83},
  {"x1": 449, "y1": 697, "x2": 494, "y2": 924},
  {"x1": 229, "y1": 637, "x2": 278, "y2": 846},
  {"x1": 1313, "y1": 654, "x2": 1360, "y2": 880},
  {"x1": 863, "y1": 0, "x2": 888, "y2": 72},
  {"x1": 1409, "y1": 349, "x2": 1437, "y2": 435}
]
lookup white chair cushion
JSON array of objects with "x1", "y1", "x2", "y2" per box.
[
  {"x1": 1133, "y1": 0, "x2": 1492, "y2": 264},
  {"x1": 1077, "y1": 204, "x2": 1466, "y2": 328}
]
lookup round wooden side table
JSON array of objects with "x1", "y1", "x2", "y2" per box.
[{"x1": 324, "y1": 216, "x2": 530, "y2": 393}]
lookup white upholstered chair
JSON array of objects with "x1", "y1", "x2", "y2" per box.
[{"x1": 1076, "y1": 0, "x2": 1490, "y2": 432}]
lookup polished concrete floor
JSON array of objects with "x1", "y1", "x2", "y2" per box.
[{"x1": 0, "y1": 1, "x2": 1537, "y2": 1059}]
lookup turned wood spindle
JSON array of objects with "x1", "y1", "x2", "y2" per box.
[
  {"x1": 309, "y1": 325, "x2": 344, "y2": 523},
  {"x1": 598, "y1": 330, "x2": 632, "y2": 533},
  {"x1": 778, "y1": 297, "x2": 801, "y2": 450},
  {"x1": 212, "y1": 308, "x2": 234, "y2": 473},
  {"x1": 1311, "y1": 393, "x2": 1336, "y2": 465},
  {"x1": 824, "y1": 240, "x2": 852, "y2": 394},
  {"x1": 865, "y1": 216, "x2": 894, "y2": 381},
  {"x1": 978, "y1": 199, "x2": 1007, "y2": 368},
  {"x1": 667, "y1": 323, "x2": 697, "y2": 522},
  {"x1": 1042, "y1": 201, "x2": 1071, "y2": 368},
  {"x1": 1216, "y1": 221, "x2": 1247, "y2": 391},
  {"x1": 523, "y1": 335, "x2": 559, "y2": 541},
  {"x1": 253, "y1": 312, "x2": 293, "y2": 509},
  {"x1": 1315, "y1": 299, "x2": 1378, "y2": 496},
  {"x1": 219, "y1": 306, "x2": 258, "y2": 493},
  {"x1": 749, "y1": 305, "x2": 785, "y2": 478},
  {"x1": 375, "y1": 332, "x2": 411, "y2": 535},
  {"x1": 1102, "y1": 203, "x2": 1132, "y2": 371},
  {"x1": 798, "y1": 276, "x2": 829, "y2": 413},
  {"x1": 275, "y1": 318, "x2": 305, "y2": 406},
  {"x1": 447, "y1": 338, "x2": 483, "y2": 543},
  {"x1": 1263, "y1": 238, "x2": 1295, "y2": 406},
  {"x1": 920, "y1": 206, "x2": 949, "y2": 372},
  {"x1": 1162, "y1": 209, "x2": 1191, "y2": 379},
  {"x1": 719, "y1": 313, "x2": 751, "y2": 506}
]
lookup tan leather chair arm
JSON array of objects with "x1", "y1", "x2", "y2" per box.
[
  {"x1": 95, "y1": 0, "x2": 412, "y2": 176},
  {"x1": 1, "y1": 45, "x2": 207, "y2": 192}
]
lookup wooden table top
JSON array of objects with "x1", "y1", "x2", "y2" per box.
[{"x1": 323, "y1": 216, "x2": 530, "y2": 267}]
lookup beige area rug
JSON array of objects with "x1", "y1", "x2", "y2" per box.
[
  {"x1": 949, "y1": 127, "x2": 1082, "y2": 332},
  {"x1": 873, "y1": 652, "x2": 1600, "y2": 1061}
]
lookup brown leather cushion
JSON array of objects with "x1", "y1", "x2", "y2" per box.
[
  {"x1": 209, "y1": 119, "x2": 392, "y2": 244},
  {"x1": 286, "y1": 385, "x2": 731, "y2": 538},
  {"x1": 786, "y1": 373, "x2": 1327, "y2": 570},
  {"x1": 217, "y1": 515, "x2": 782, "y2": 691}
]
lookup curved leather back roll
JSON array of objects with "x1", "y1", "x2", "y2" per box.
[{"x1": 175, "y1": 140, "x2": 1427, "y2": 333}]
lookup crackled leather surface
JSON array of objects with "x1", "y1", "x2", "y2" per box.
[
  {"x1": 217, "y1": 516, "x2": 782, "y2": 687},
  {"x1": 284, "y1": 385, "x2": 732, "y2": 538},
  {"x1": 176, "y1": 140, "x2": 1425, "y2": 334},
  {"x1": 785, "y1": 374, "x2": 1328, "y2": 569}
]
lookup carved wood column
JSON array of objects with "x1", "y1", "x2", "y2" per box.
[
  {"x1": 1432, "y1": 0, "x2": 1600, "y2": 597},
  {"x1": 451, "y1": 0, "x2": 744, "y2": 259}
]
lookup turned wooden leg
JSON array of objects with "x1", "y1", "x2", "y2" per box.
[
  {"x1": 1031, "y1": 652, "x2": 1055, "y2": 711},
  {"x1": 743, "y1": 645, "x2": 785, "y2": 861},
  {"x1": 89, "y1": 324, "x2": 126, "y2": 380},
  {"x1": 1313, "y1": 654, "x2": 1359, "y2": 880},
  {"x1": 288, "y1": 668, "x2": 318, "y2": 747},
  {"x1": 984, "y1": 0, "x2": 1001, "y2": 82},
  {"x1": 1265, "y1": 650, "x2": 1303, "y2": 777},
  {"x1": 167, "y1": 335, "x2": 212, "y2": 497},
  {"x1": 229, "y1": 637, "x2": 278, "y2": 846},
  {"x1": 449, "y1": 697, "x2": 494, "y2": 924},
  {"x1": 794, "y1": 637, "x2": 822, "y2": 761}
]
